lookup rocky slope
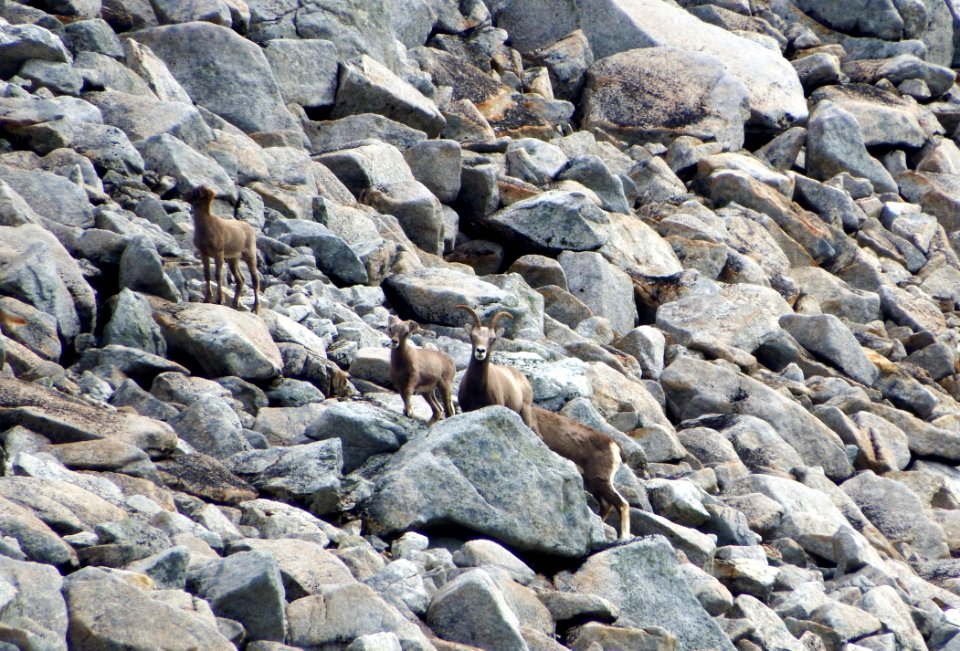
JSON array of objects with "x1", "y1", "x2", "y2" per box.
[{"x1": 1, "y1": 0, "x2": 960, "y2": 649}]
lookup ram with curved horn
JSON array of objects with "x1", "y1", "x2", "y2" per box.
[{"x1": 455, "y1": 304, "x2": 538, "y2": 433}]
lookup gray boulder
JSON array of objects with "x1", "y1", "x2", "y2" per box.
[
  {"x1": 103, "y1": 288, "x2": 167, "y2": 356},
  {"x1": 65, "y1": 567, "x2": 233, "y2": 650},
  {"x1": 130, "y1": 22, "x2": 298, "y2": 134},
  {"x1": 661, "y1": 357, "x2": 853, "y2": 480},
  {"x1": 137, "y1": 133, "x2": 235, "y2": 200},
  {"x1": 779, "y1": 313, "x2": 879, "y2": 386},
  {"x1": 266, "y1": 219, "x2": 368, "y2": 287},
  {"x1": 656, "y1": 284, "x2": 791, "y2": 354},
  {"x1": 154, "y1": 301, "x2": 283, "y2": 380},
  {"x1": 263, "y1": 38, "x2": 339, "y2": 107},
  {"x1": 581, "y1": 46, "x2": 748, "y2": 151},
  {"x1": 486, "y1": 190, "x2": 612, "y2": 255},
  {"x1": 805, "y1": 101, "x2": 898, "y2": 193},
  {"x1": 559, "y1": 535, "x2": 735, "y2": 651},
  {"x1": 382, "y1": 267, "x2": 541, "y2": 337},
  {"x1": 170, "y1": 395, "x2": 250, "y2": 460},
  {"x1": 403, "y1": 139, "x2": 462, "y2": 204},
  {"x1": 0, "y1": 377, "x2": 177, "y2": 455},
  {"x1": 187, "y1": 550, "x2": 287, "y2": 642},
  {"x1": 600, "y1": 211, "x2": 684, "y2": 277},
  {"x1": 332, "y1": 55, "x2": 445, "y2": 136},
  {"x1": 226, "y1": 440, "x2": 343, "y2": 515},
  {"x1": 0, "y1": 238, "x2": 81, "y2": 342},
  {"x1": 811, "y1": 84, "x2": 928, "y2": 149},
  {"x1": 12, "y1": 118, "x2": 143, "y2": 176},
  {"x1": 558, "y1": 251, "x2": 635, "y2": 335},
  {"x1": 0, "y1": 23, "x2": 71, "y2": 77},
  {"x1": 286, "y1": 583, "x2": 433, "y2": 651},
  {"x1": 305, "y1": 401, "x2": 411, "y2": 473},
  {"x1": 119, "y1": 236, "x2": 181, "y2": 303},
  {"x1": 318, "y1": 142, "x2": 444, "y2": 255},
  {"x1": 0, "y1": 164, "x2": 93, "y2": 228},
  {"x1": 228, "y1": 538, "x2": 355, "y2": 600},
  {"x1": 792, "y1": 0, "x2": 906, "y2": 39},
  {"x1": 558, "y1": 154, "x2": 630, "y2": 213},
  {"x1": 60, "y1": 18, "x2": 125, "y2": 58},
  {"x1": 427, "y1": 569, "x2": 526, "y2": 651},
  {"x1": 0, "y1": 555, "x2": 67, "y2": 649},
  {"x1": 543, "y1": 0, "x2": 806, "y2": 129},
  {"x1": 85, "y1": 90, "x2": 213, "y2": 150},
  {"x1": 363, "y1": 407, "x2": 605, "y2": 557},
  {"x1": 841, "y1": 471, "x2": 950, "y2": 561}
]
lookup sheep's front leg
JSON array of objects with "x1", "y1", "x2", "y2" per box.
[
  {"x1": 202, "y1": 255, "x2": 213, "y2": 303},
  {"x1": 401, "y1": 387, "x2": 414, "y2": 418},
  {"x1": 214, "y1": 255, "x2": 225, "y2": 305}
]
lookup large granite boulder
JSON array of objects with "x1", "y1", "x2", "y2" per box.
[{"x1": 363, "y1": 407, "x2": 606, "y2": 557}]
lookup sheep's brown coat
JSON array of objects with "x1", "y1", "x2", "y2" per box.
[
  {"x1": 533, "y1": 406, "x2": 631, "y2": 540},
  {"x1": 456, "y1": 305, "x2": 538, "y2": 432},
  {"x1": 387, "y1": 316, "x2": 456, "y2": 423},
  {"x1": 189, "y1": 187, "x2": 260, "y2": 313}
]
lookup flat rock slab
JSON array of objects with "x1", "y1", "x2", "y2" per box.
[
  {"x1": 656, "y1": 284, "x2": 792, "y2": 353},
  {"x1": 151, "y1": 299, "x2": 283, "y2": 380},
  {"x1": 0, "y1": 378, "x2": 176, "y2": 456},
  {"x1": 559, "y1": 535, "x2": 735, "y2": 651},
  {"x1": 154, "y1": 450, "x2": 258, "y2": 505},
  {"x1": 363, "y1": 406, "x2": 605, "y2": 557}
]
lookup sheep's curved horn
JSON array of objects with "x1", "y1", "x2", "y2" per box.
[
  {"x1": 455, "y1": 304, "x2": 482, "y2": 328},
  {"x1": 488, "y1": 311, "x2": 514, "y2": 330}
]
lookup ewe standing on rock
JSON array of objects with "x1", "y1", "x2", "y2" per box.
[
  {"x1": 456, "y1": 305, "x2": 538, "y2": 432},
  {"x1": 387, "y1": 315, "x2": 457, "y2": 423},
  {"x1": 189, "y1": 187, "x2": 260, "y2": 314},
  {"x1": 533, "y1": 406, "x2": 632, "y2": 540}
]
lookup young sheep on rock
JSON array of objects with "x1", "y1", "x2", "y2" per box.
[
  {"x1": 533, "y1": 407, "x2": 632, "y2": 540},
  {"x1": 189, "y1": 186, "x2": 260, "y2": 313},
  {"x1": 387, "y1": 316, "x2": 456, "y2": 423},
  {"x1": 456, "y1": 304, "x2": 538, "y2": 433}
]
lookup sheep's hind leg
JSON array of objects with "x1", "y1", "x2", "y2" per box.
[
  {"x1": 439, "y1": 381, "x2": 456, "y2": 418},
  {"x1": 244, "y1": 249, "x2": 260, "y2": 313},
  {"x1": 425, "y1": 389, "x2": 444, "y2": 423}
]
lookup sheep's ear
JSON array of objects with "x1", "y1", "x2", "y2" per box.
[
  {"x1": 463, "y1": 322, "x2": 473, "y2": 336},
  {"x1": 410, "y1": 322, "x2": 424, "y2": 334},
  {"x1": 495, "y1": 327, "x2": 505, "y2": 338}
]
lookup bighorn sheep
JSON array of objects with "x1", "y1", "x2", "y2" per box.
[
  {"x1": 387, "y1": 316, "x2": 456, "y2": 423},
  {"x1": 456, "y1": 305, "x2": 538, "y2": 432},
  {"x1": 189, "y1": 186, "x2": 260, "y2": 313},
  {"x1": 533, "y1": 407, "x2": 631, "y2": 540},
  {"x1": 0, "y1": 309, "x2": 26, "y2": 374}
]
